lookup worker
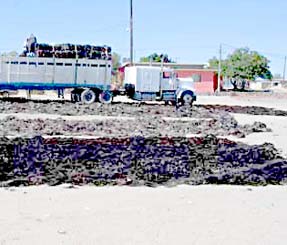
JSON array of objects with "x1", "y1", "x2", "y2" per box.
[{"x1": 26, "y1": 34, "x2": 37, "y2": 54}]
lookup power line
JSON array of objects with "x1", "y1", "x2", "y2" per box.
[
  {"x1": 283, "y1": 56, "x2": 286, "y2": 81},
  {"x1": 218, "y1": 44, "x2": 222, "y2": 93},
  {"x1": 130, "y1": 0, "x2": 134, "y2": 65}
]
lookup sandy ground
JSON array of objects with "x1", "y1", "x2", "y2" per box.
[
  {"x1": 1, "y1": 185, "x2": 287, "y2": 245},
  {"x1": 195, "y1": 94, "x2": 287, "y2": 111},
  {"x1": 1, "y1": 92, "x2": 287, "y2": 245}
]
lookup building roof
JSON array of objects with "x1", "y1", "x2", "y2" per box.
[{"x1": 121, "y1": 62, "x2": 217, "y2": 72}]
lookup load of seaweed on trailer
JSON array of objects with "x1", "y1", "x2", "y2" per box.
[{"x1": 20, "y1": 34, "x2": 112, "y2": 60}]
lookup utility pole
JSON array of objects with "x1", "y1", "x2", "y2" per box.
[
  {"x1": 217, "y1": 44, "x2": 222, "y2": 93},
  {"x1": 130, "y1": 0, "x2": 134, "y2": 66},
  {"x1": 283, "y1": 56, "x2": 286, "y2": 82}
]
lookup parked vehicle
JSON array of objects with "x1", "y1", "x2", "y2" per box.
[
  {"x1": 0, "y1": 38, "x2": 196, "y2": 106},
  {"x1": 0, "y1": 56, "x2": 113, "y2": 104},
  {"x1": 124, "y1": 66, "x2": 196, "y2": 105}
]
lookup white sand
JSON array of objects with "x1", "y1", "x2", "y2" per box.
[{"x1": 1, "y1": 185, "x2": 287, "y2": 245}]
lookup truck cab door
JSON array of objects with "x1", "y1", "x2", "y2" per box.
[{"x1": 162, "y1": 71, "x2": 178, "y2": 90}]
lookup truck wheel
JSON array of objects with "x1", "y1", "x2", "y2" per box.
[
  {"x1": 81, "y1": 89, "x2": 96, "y2": 104},
  {"x1": 181, "y1": 92, "x2": 194, "y2": 106},
  {"x1": 99, "y1": 91, "x2": 113, "y2": 104}
]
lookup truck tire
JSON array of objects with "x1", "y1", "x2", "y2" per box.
[
  {"x1": 81, "y1": 89, "x2": 96, "y2": 104},
  {"x1": 181, "y1": 91, "x2": 194, "y2": 106},
  {"x1": 99, "y1": 91, "x2": 113, "y2": 104}
]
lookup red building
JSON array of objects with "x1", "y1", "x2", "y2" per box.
[
  {"x1": 118, "y1": 63, "x2": 218, "y2": 94},
  {"x1": 174, "y1": 68, "x2": 218, "y2": 93}
]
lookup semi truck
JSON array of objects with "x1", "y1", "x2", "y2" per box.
[
  {"x1": 0, "y1": 41, "x2": 196, "y2": 106},
  {"x1": 124, "y1": 66, "x2": 196, "y2": 105}
]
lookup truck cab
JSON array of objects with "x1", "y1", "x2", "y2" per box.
[{"x1": 124, "y1": 66, "x2": 196, "y2": 106}]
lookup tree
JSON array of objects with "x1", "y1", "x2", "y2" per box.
[
  {"x1": 208, "y1": 56, "x2": 219, "y2": 69},
  {"x1": 112, "y1": 52, "x2": 121, "y2": 72},
  {"x1": 208, "y1": 48, "x2": 272, "y2": 90},
  {"x1": 1, "y1": 51, "x2": 18, "y2": 57},
  {"x1": 140, "y1": 53, "x2": 173, "y2": 63},
  {"x1": 111, "y1": 52, "x2": 122, "y2": 85}
]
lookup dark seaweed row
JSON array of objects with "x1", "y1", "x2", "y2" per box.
[
  {"x1": 0, "y1": 99, "x2": 286, "y2": 117},
  {"x1": 0, "y1": 136, "x2": 286, "y2": 187}
]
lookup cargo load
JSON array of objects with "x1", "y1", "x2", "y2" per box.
[{"x1": 21, "y1": 35, "x2": 111, "y2": 60}]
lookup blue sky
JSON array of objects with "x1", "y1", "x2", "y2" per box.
[{"x1": 0, "y1": 0, "x2": 286, "y2": 75}]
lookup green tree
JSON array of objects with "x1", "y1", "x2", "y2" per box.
[
  {"x1": 140, "y1": 53, "x2": 173, "y2": 63},
  {"x1": 208, "y1": 56, "x2": 219, "y2": 69},
  {"x1": 1, "y1": 51, "x2": 18, "y2": 57},
  {"x1": 111, "y1": 52, "x2": 122, "y2": 85},
  {"x1": 112, "y1": 52, "x2": 121, "y2": 72},
  {"x1": 208, "y1": 48, "x2": 272, "y2": 90}
]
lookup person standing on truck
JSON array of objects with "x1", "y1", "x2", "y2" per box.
[{"x1": 26, "y1": 34, "x2": 37, "y2": 54}]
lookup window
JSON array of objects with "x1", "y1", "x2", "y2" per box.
[
  {"x1": 56, "y1": 63, "x2": 63, "y2": 66},
  {"x1": 100, "y1": 64, "x2": 106, "y2": 67},
  {"x1": 11, "y1": 61, "x2": 18, "y2": 65},
  {"x1": 20, "y1": 62, "x2": 27, "y2": 65},
  {"x1": 29, "y1": 62, "x2": 37, "y2": 66},
  {"x1": 163, "y1": 72, "x2": 171, "y2": 79},
  {"x1": 65, "y1": 63, "x2": 72, "y2": 66},
  {"x1": 91, "y1": 64, "x2": 98, "y2": 67},
  {"x1": 82, "y1": 64, "x2": 87, "y2": 67},
  {"x1": 76, "y1": 63, "x2": 81, "y2": 67},
  {"x1": 192, "y1": 74, "x2": 201, "y2": 83},
  {"x1": 38, "y1": 62, "x2": 44, "y2": 65},
  {"x1": 47, "y1": 62, "x2": 54, "y2": 66}
]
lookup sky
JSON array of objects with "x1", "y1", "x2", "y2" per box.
[{"x1": 0, "y1": 0, "x2": 287, "y2": 75}]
